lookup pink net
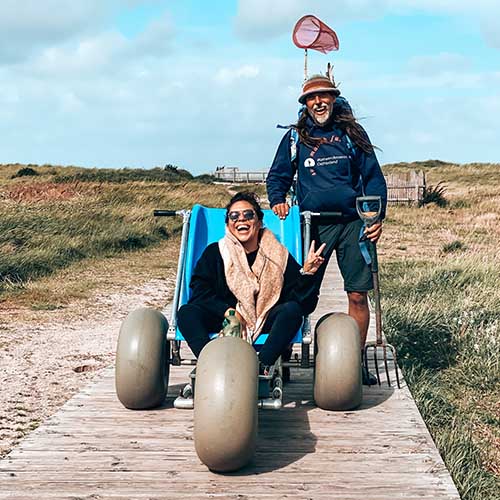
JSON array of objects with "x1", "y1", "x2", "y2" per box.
[{"x1": 292, "y1": 15, "x2": 339, "y2": 54}]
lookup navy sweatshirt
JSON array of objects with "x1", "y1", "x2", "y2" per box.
[{"x1": 267, "y1": 117, "x2": 387, "y2": 222}]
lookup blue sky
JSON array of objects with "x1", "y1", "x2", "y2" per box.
[{"x1": 0, "y1": 1, "x2": 498, "y2": 174}]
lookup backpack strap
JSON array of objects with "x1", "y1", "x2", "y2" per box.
[
  {"x1": 290, "y1": 128, "x2": 298, "y2": 162},
  {"x1": 345, "y1": 134, "x2": 355, "y2": 159},
  {"x1": 275, "y1": 124, "x2": 299, "y2": 163}
]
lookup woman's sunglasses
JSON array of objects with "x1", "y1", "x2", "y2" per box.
[{"x1": 227, "y1": 209, "x2": 256, "y2": 222}]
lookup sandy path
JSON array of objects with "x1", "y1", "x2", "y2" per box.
[{"x1": 0, "y1": 277, "x2": 174, "y2": 458}]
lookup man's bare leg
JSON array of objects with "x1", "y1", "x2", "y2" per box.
[
  {"x1": 347, "y1": 291, "x2": 369, "y2": 348},
  {"x1": 348, "y1": 291, "x2": 377, "y2": 385}
]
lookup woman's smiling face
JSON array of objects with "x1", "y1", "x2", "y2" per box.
[{"x1": 226, "y1": 200, "x2": 262, "y2": 252}]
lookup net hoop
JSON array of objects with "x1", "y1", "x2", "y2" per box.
[{"x1": 292, "y1": 14, "x2": 339, "y2": 54}]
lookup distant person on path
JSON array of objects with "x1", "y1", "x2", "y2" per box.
[
  {"x1": 177, "y1": 191, "x2": 326, "y2": 374},
  {"x1": 266, "y1": 74, "x2": 387, "y2": 385}
]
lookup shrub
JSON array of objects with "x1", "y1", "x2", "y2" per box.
[
  {"x1": 11, "y1": 167, "x2": 39, "y2": 178},
  {"x1": 194, "y1": 174, "x2": 217, "y2": 184},
  {"x1": 442, "y1": 240, "x2": 465, "y2": 253},
  {"x1": 53, "y1": 166, "x2": 193, "y2": 184},
  {"x1": 450, "y1": 199, "x2": 471, "y2": 209},
  {"x1": 420, "y1": 181, "x2": 447, "y2": 207}
]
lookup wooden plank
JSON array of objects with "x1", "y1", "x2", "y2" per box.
[{"x1": 0, "y1": 259, "x2": 460, "y2": 499}]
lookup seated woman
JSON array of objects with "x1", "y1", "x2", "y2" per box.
[{"x1": 177, "y1": 191, "x2": 325, "y2": 372}]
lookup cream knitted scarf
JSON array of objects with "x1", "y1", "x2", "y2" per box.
[{"x1": 218, "y1": 228, "x2": 288, "y2": 342}]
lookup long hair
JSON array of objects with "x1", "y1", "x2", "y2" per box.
[{"x1": 292, "y1": 103, "x2": 376, "y2": 154}]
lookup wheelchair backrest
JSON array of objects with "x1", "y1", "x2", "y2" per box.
[{"x1": 180, "y1": 204, "x2": 303, "y2": 308}]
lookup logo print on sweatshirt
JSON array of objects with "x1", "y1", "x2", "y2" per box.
[{"x1": 304, "y1": 158, "x2": 316, "y2": 168}]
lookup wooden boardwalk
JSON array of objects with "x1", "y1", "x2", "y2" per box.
[{"x1": 0, "y1": 261, "x2": 460, "y2": 499}]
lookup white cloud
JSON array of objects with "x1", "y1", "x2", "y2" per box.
[
  {"x1": 480, "y1": 17, "x2": 500, "y2": 48},
  {"x1": 21, "y1": 12, "x2": 174, "y2": 79},
  {"x1": 0, "y1": 1, "x2": 106, "y2": 62},
  {"x1": 368, "y1": 90, "x2": 500, "y2": 165},
  {"x1": 30, "y1": 32, "x2": 128, "y2": 76},
  {"x1": 232, "y1": 1, "x2": 379, "y2": 40},
  {"x1": 234, "y1": 0, "x2": 500, "y2": 47},
  {"x1": 214, "y1": 65, "x2": 260, "y2": 85},
  {"x1": 234, "y1": 0, "x2": 304, "y2": 39},
  {"x1": 408, "y1": 52, "x2": 471, "y2": 76},
  {"x1": 387, "y1": 0, "x2": 499, "y2": 15},
  {"x1": 3, "y1": 39, "x2": 497, "y2": 171},
  {"x1": 0, "y1": 1, "x2": 170, "y2": 64},
  {"x1": 0, "y1": 3, "x2": 498, "y2": 173},
  {"x1": 131, "y1": 12, "x2": 175, "y2": 57},
  {"x1": 347, "y1": 67, "x2": 495, "y2": 92},
  {"x1": 60, "y1": 92, "x2": 85, "y2": 113}
]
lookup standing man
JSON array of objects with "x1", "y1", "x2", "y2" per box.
[{"x1": 266, "y1": 74, "x2": 387, "y2": 385}]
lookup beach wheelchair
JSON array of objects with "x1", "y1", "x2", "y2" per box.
[{"x1": 115, "y1": 204, "x2": 362, "y2": 471}]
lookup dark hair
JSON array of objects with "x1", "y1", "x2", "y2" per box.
[
  {"x1": 225, "y1": 191, "x2": 264, "y2": 223},
  {"x1": 292, "y1": 103, "x2": 377, "y2": 154}
]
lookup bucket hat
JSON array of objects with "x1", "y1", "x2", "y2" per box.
[{"x1": 298, "y1": 74, "x2": 340, "y2": 104}]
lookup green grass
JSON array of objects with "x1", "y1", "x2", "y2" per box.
[
  {"x1": 52, "y1": 165, "x2": 195, "y2": 183},
  {"x1": 408, "y1": 369, "x2": 498, "y2": 499},
  {"x1": 381, "y1": 257, "x2": 500, "y2": 499},
  {"x1": 383, "y1": 161, "x2": 500, "y2": 188},
  {"x1": 376, "y1": 161, "x2": 500, "y2": 498},
  {"x1": 2, "y1": 161, "x2": 499, "y2": 497},
  {"x1": 0, "y1": 169, "x2": 230, "y2": 293},
  {"x1": 442, "y1": 240, "x2": 466, "y2": 253},
  {"x1": 1, "y1": 163, "x2": 213, "y2": 184},
  {"x1": 231, "y1": 184, "x2": 268, "y2": 199}
]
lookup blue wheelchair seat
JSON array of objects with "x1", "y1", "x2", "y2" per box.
[{"x1": 175, "y1": 204, "x2": 303, "y2": 345}]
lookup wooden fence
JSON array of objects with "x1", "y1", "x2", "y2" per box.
[
  {"x1": 213, "y1": 169, "x2": 268, "y2": 183},
  {"x1": 385, "y1": 170, "x2": 426, "y2": 205},
  {"x1": 212, "y1": 168, "x2": 426, "y2": 205}
]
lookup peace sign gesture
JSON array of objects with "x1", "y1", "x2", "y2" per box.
[{"x1": 302, "y1": 240, "x2": 326, "y2": 275}]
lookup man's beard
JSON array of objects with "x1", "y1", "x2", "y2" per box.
[{"x1": 310, "y1": 102, "x2": 333, "y2": 126}]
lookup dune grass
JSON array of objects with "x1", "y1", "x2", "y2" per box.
[
  {"x1": 0, "y1": 164, "x2": 230, "y2": 294},
  {"x1": 2, "y1": 161, "x2": 499, "y2": 498},
  {"x1": 380, "y1": 162, "x2": 500, "y2": 500},
  {"x1": 382, "y1": 256, "x2": 500, "y2": 500}
]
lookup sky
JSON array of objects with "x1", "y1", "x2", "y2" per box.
[{"x1": 0, "y1": 0, "x2": 499, "y2": 174}]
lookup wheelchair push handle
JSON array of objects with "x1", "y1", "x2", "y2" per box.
[
  {"x1": 153, "y1": 209, "x2": 179, "y2": 217},
  {"x1": 300, "y1": 210, "x2": 342, "y2": 220},
  {"x1": 310, "y1": 211, "x2": 342, "y2": 218}
]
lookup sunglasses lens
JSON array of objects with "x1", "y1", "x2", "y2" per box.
[
  {"x1": 242, "y1": 210, "x2": 255, "y2": 220},
  {"x1": 228, "y1": 210, "x2": 255, "y2": 221}
]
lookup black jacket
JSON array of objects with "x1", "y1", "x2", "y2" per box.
[{"x1": 187, "y1": 242, "x2": 318, "y2": 318}]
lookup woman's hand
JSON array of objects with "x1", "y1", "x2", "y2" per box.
[
  {"x1": 365, "y1": 222, "x2": 383, "y2": 243},
  {"x1": 302, "y1": 240, "x2": 326, "y2": 275}
]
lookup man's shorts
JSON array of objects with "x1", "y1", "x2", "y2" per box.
[{"x1": 311, "y1": 218, "x2": 373, "y2": 292}]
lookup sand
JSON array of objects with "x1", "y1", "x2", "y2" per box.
[{"x1": 0, "y1": 277, "x2": 172, "y2": 458}]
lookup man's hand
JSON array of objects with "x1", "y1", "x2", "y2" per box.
[
  {"x1": 302, "y1": 240, "x2": 326, "y2": 275},
  {"x1": 272, "y1": 202, "x2": 290, "y2": 220},
  {"x1": 365, "y1": 222, "x2": 383, "y2": 243}
]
